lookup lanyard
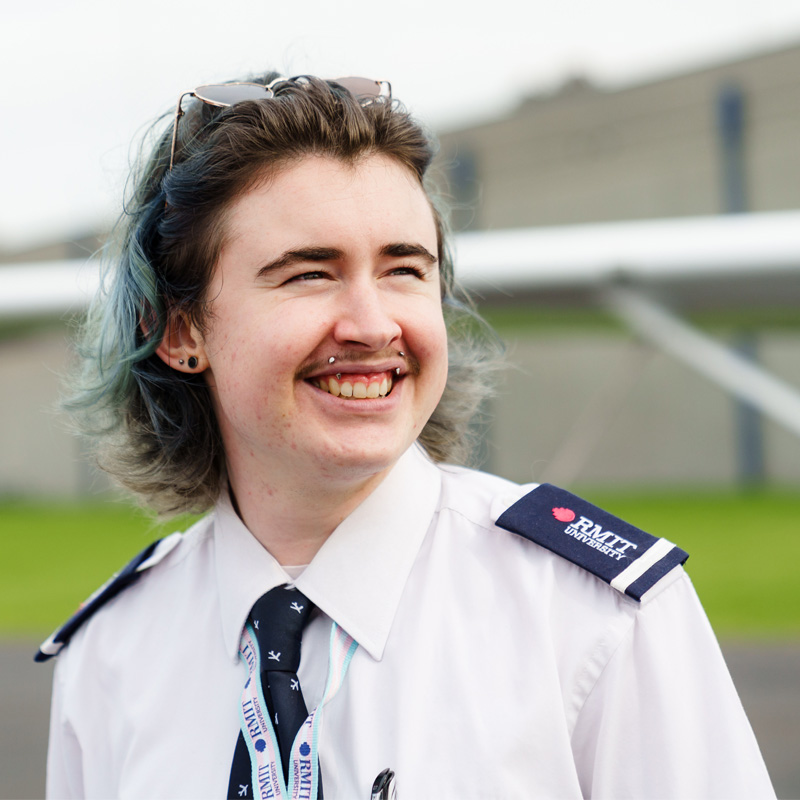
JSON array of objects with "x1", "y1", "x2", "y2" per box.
[{"x1": 238, "y1": 620, "x2": 358, "y2": 800}]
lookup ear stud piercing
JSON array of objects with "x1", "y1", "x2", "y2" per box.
[
  {"x1": 179, "y1": 359, "x2": 185, "y2": 365},
  {"x1": 187, "y1": 356, "x2": 198, "y2": 369}
]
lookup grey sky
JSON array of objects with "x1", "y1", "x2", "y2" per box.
[{"x1": 3, "y1": 0, "x2": 800, "y2": 250}]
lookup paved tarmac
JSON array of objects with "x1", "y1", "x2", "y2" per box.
[{"x1": 1, "y1": 640, "x2": 798, "y2": 799}]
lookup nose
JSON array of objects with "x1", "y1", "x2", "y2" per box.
[{"x1": 332, "y1": 280, "x2": 402, "y2": 351}]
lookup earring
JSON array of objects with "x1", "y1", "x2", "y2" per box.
[
  {"x1": 187, "y1": 356, "x2": 198, "y2": 369},
  {"x1": 178, "y1": 359, "x2": 185, "y2": 365}
]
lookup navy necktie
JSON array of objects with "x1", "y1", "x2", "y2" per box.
[{"x1": 227, "y1": 585, "x2": 316, "y2": 799}]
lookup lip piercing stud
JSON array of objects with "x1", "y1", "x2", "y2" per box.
[
  {"x1": 188, "y1": 356, "x2": 198, "y2": 369},
  {"x1": 399, "y1": 351, "x2": 405, "y2": 357},
  {"x1": 336, "y1": 373, "x2": 342, "y2": 380},
  {"x1": 179, "y1": 359, "x2": 185, "y2": 365},
  {"x1": 328, "y1": 356, "x2": 336, "y2": 364}
]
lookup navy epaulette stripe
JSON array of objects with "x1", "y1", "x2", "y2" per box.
[
  {"x1": 34, "y1": 537, "x2": 167, "y2": 663},
  {"x1": 496, "y1": 483, "x2": 688, "y2": 602},
  {"x1": 626, "y1": 546, "x2": 688, "y2": 600}
]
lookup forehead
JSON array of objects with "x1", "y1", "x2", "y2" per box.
[{"x1": 220, "y1": 154, "x2": 438, "y2": 259}]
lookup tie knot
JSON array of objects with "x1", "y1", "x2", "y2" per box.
[{"x1": 250, "y1": 585, "x2": 314, "y2": 672}]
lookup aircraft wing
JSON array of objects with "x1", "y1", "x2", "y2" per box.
[
  {"x1": 453, "y1": 209, "x2": 800, "y2": 310},
  {"x1": 3, "y1": 210, "x2": 799, "y2": 317},
  {"x1": 3, "y1": 211, "x2": 799, "y2": 438},
  {"x1": 0, "y1": 259, "x2": 101, "y2": 319}
]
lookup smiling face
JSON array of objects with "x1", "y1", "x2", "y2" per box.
[{"x1": 188, "y1": 154, "x2": 448, "y2": 496}]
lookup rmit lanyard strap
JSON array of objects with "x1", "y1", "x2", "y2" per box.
[{"x1": 238, "y1": 620, "x2": 358, "y2": 800}]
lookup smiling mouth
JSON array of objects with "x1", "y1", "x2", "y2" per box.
[{"x1": 309, "y1": 371, "x2": 395, "y2": 399}]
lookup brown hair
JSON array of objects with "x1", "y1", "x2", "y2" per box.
[{"x1": 66, "y1": 73, "x2": 502, "y2": 514}]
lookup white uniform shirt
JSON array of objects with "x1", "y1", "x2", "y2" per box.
[{"x1": 46, "y1": 445, "x2": 775, "y2": 799}]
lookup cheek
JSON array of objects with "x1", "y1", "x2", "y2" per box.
[
  {"x1": 412, "y1": 308, "x2": 449, "y2": 389},
  {"x1": 208, "y1": 311, "x2": 323, "y2": 407},
  {"x1": 421, "y1": 302, "x2": 448, "y2": 357},
  {"x1": 203, "y1": 331, "x2": 273, "y2": 410},
  {"x1": 430, "y1": 322, "x2": 449, "y2": 374}
]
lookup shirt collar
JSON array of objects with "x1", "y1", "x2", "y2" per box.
[
  {"x1": 215, "y1": 495, "x2": 293, "y2": 662},
  {"x1": 215, "y1": 444, "x2": 442, "y2": 663}
]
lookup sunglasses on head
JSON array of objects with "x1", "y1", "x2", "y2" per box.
[{"x1": 168, "y1": 76, "x2": 392, "y2": 171}]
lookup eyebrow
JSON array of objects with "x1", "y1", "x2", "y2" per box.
[
  {"x1": 256, "y1": 242, "x2": 437, "y2": 278},
  {"x1": 380, "y1": 242, "x2": 438, "y2": 263},
  {"x1": 256, "y1": 247, "x2": 342, "y2": 278}
]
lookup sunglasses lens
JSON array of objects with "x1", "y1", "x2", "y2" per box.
[
  {"x1": 194, "y1": 83, "x2": 274, "y2": 106},
  {"x1": 331, "y1": 77, "x2": 388, "y2": 101}
]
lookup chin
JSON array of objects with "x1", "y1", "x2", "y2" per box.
[{"x1": 314, "y1": 437, "x2": 412, "y2": 483}]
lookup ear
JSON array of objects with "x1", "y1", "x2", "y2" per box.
[{"x1": 154, "y1": 311, "x2": 209, "y2": 373}]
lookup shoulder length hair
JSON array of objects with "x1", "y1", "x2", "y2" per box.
[{"x1": 66, "y1": 73, "x2": 502, "y2": 514}]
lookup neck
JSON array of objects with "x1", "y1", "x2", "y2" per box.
[{"x1": 227, "y1": 464, "x2": 391, "y2": 565}]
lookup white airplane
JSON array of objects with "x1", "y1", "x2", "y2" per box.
[{"x1": 3, "y1": 210, "x2": 800, "y2": 437}]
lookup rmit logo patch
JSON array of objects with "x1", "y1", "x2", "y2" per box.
[
  {"x1": 552, "y1": 507, "x2": 575, "y2": 523},
  {"x1": 552, "y1": 508, "x2": 637, "y2": 562}
]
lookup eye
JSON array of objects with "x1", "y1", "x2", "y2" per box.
[
  {"x1": 283, "y1": 270, "x2": 329, "y2": 284},
  {"x1": 388, "y1": 265, "x2": 427, "y2": 279}
]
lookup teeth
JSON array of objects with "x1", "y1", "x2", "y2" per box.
[{"x1": 313, "y1": 373, "x2": 394, "y2": 399}]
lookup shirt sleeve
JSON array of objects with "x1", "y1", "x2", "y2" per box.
[
  {"x1": 570, "y1": 571, "x2": 776, "y2": 799},
  {"x1": 46, "y1": 657, "x2": 85, "y2": 799}
]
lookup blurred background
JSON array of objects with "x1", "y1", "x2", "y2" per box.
[{"x1": 2, "y1": 0, "x2": 799, "y2": 797}]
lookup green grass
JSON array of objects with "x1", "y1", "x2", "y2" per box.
[
  {"x1": 584, "y1": 488, "x2": 800, "y2": 638},
  {"x1": 1, "y1": 491, "x2": 799, "y2": 639},
  {"x1": 0, "y1": 501, "x2": 201, "y2": 637}
]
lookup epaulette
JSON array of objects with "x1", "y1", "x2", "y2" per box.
[
  {"x1": 495, "y1": 483, "x2": 688, "y2": 602},
  {"x1": 34, "y1": 533, "x2": 182, "y2": 663}
]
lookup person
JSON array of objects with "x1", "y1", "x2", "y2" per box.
[{"x1": 38, "y1": 72, "x2": 775, "y2": 799}]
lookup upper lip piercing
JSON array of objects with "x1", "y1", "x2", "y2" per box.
[{"x1": 302, "y1": 354, "x2": 409, "y2": 382}]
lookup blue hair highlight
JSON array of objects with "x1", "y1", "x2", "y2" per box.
[{"x1": 64, "y1": 73, "x2": 502, "y2": 514}]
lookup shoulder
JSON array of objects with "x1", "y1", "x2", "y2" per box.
[
  {"x1": 435, "y1": 465, "x2": 688, "y2": 604},
  {"x1": 35, "y1": 513, "x2": 214, "y2": 662},
  {"x1": 495, "y1": 482, "x2": 689, "y2": 602},
  {"x1": 436, "y1": 462, "x2": 525, "y2": 527}
]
